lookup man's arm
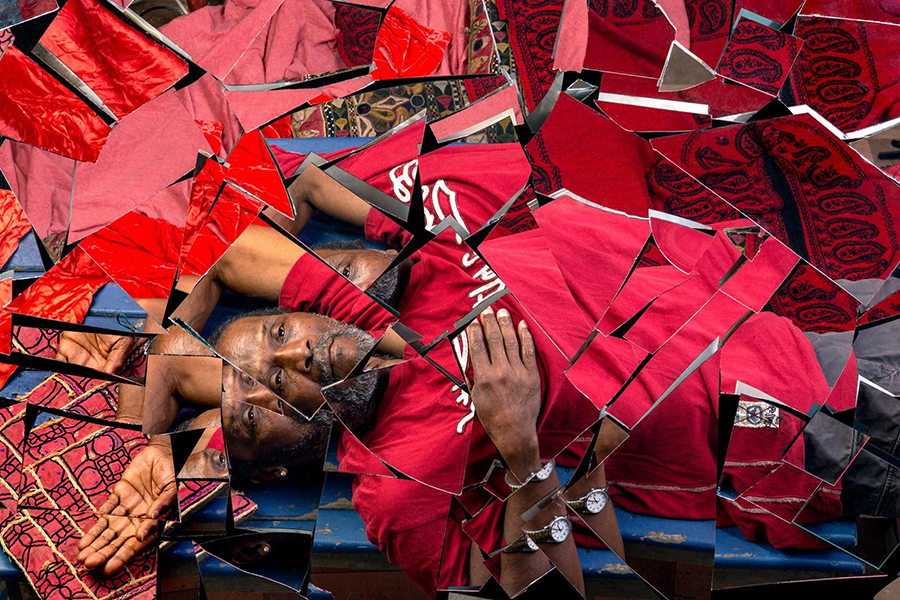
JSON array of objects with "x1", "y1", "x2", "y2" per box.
[{"x1": 466, "y1": 308, "x2": 584, "y2": 596}]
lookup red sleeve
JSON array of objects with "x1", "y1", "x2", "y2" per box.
[
  {"x1": 363, "y1": 207, "x2": 414, "y2": 249},
  {"x1": 278, "y1": 252, "x2": 396, "y2": 335}
]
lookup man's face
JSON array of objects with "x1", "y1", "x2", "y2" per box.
[
  {"x1": 222, "y1": 364, "x2": 331, "y2": 474},
  {"x1": 316, "y1": 248, "x2": 398, "y2": 292},
  {"x1": 214, "y1": 311, "x2": 377, "y2": 415}
]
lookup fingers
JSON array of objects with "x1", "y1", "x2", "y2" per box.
[
  {"x1": 478, "y1": 306, "x2": 507, "y2": 366},
  {"x1": 518, "y1": 320, "x2": 537, "y2": 371},
  {"x1": 495, "y1": 308, "x2": 520, "y2": 365},
  {"x1": 77, "y1": 515, "x2": 109, "y2": 552},
  {"x1": 147, "y1": 485, "x2": 177, "y2": 520},
  {"x1": 103, "y1": 337, "x2": 133, "y2": 374},
  {"x1": 466, "y1": 319, "x2": 489, "y2": 381},
  {"x1": 102, "y1": 535, "x2": 153, "y2": 577}
]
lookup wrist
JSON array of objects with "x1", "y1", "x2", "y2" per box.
[{"x1": 500, "y1": 433, "x2": 541, "y2": 482}]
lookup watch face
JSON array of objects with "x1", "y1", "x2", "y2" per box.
[
  {"x1": 550, "y1": 517, "x2": 571, "y2": 543},
  {"x1": 525, "y1": 536, "x2": 539, "y2": 551},
  {"x1": 585, "y1": 490, "x2": 608, "y2": 514},
  {"x1": 535, "y1": 460, "x2": 554, "y2": 481}
]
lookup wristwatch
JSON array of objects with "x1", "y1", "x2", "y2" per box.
[
  {"x1": 501, "y1": 516, "x2": 572, "y2": 554},
  {"x1": 564, "y1": 486, "x2": 610, "y2": 515},
  {"x1": 505, "y1": 459, "x2": 555, "y2": 491}
]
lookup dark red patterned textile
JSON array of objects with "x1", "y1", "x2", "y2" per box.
[
  {"x1": 788, "y1": 16, "x2": 900, "y2": 133},
  {"x1": 652, "y1": 114, "x2": 900, "y2": 283},
  {"x1": 716, "y1": 18, "x2": 803, "y2": 96},
  {"x1": 334, "y1": 3, "x2": 382, "y2": 68}
]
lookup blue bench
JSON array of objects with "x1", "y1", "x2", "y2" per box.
[{"x1": 0, "y1": 219, "x2": 869, "y2": 593}]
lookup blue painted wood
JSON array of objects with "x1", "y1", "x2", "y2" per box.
[
  {"x1": 714, "y1": 526, "x2": 865, "y2": 574},
  {"x1": 266, "y1": 138, "x2": 375, "y2": 155},
  {"x1": 2, "y1": 232, "x2": 43, "y2": 277},
  {"x1": 313, "y1": 509, "x2": 380, "y2": 557}
]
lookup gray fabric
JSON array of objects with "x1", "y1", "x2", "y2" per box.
[
  {"x1": 856, "y1": 381, "x2": 900, "y2": 458},
  {"x1": 804, "y1": 330, "x2": 854, "y2": 388}
]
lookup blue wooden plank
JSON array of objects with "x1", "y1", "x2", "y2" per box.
[
  {"x1": 2, "y1": 232, "x2": 43, "y2": 276},
  {"x1": 319, "y1": 473, "x2": 354, "y2": 508},
  {"x1": 313, "y1": 509, "x2": 379, "y2": 556},
  {"x1": 266, "y1": 138, "x2": 374, "y2": 155},
  {"x1": 0, "y1": 370, "x2": 52, "y2": 399},
  {"x1": 800, "y1": 519, "x2": 858, "y2": 548},
  {"x1": 714, "y1": 526, "x2": 865, "y2": 574},
  {"x1": 578, "y1": 548, "x2": 638, "y2": 581}
]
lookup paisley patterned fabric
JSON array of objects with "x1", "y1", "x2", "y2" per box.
[{"x1": 716, "y1": 19, "x2": 803, "y2": 96}]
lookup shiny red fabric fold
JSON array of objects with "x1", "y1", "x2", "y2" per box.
[
  {"x1": 225, "y1": 129, "x2": 294, "y2": 219},
  {"x1": 5, "y1": 246, "x2": 110, "y2": 325},
  {"x1": 40, "y1": 0, "x2": 188, "y2": 119},
  {"x1": 372, "y1": 6, "x2": 451, "y2": 79},
  {"x1": 0, "y1": 46, "x2": 110, "y2": 162},
  {"x1": 0, "y1": 190, "x2": 33, "y2": 268},
  {"x1": 80, "y1": 210, "x2": 183, "y2": 300}
]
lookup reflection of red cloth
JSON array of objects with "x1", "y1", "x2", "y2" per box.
[
  {"x1": 80, "y1": 210, "x2": 183, "y2": 300},
  {"x1": 5, "y1": 247, "x2": 110, "y2": 325},
  {"x1": 40, "y1": 0, "x2": 187, "y2": 119},
  {"x1": 790, "y1": 16, "x2": 900, "y2": 133},
  {"x1": 716, "y1": 19, "x2": 802, "y2": 96},
  {"x1": 652, "y1": 114, "x2": 900, "y2": 283},
  {"x1": 0, "y1": 190, "x2": 32, "y2": 269},
  {"x1": 372, "y1": 6, "x2": 451, "y2": 79},
  {"x1": 0, "y1": 46, "x2": 110, "y2": 162},
  {"x1": 584, "y1": 0, "x2": 674, "y2": 78},
  {"x1": 226, "y1": 129, "x2": 293, "y2": 218}
]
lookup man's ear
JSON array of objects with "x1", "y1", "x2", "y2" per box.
[{"x1": 249, "y1": 466, "x2": 289, "y2": 484}]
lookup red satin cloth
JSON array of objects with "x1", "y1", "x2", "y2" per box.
[
  {"x1": 0, "y1": 46, "x2": 110, "y2": 162},
  {"x1": 40, "y1": 0, "x2": 188, "y2": 119},
  {"x1": 372, "y1": 6, "x2": 451, "y2": 79}
]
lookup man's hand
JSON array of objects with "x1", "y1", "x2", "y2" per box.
[
  {"x1": 76, "y1": 441, "x2": 177, "y2": 575},
  {"x1": 466, "y1": 307, "x2": 542, "y2": 481},
  {"x1": 56, "y1": 332, "x2": 139, "y2": 374}
]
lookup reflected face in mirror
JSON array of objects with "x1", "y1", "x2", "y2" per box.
[
  {"x1": 212, "y1": 311, "x2": 377, "y2": 415},
  {"x1": 179, "y1": 426, "x2": 229, "y2": 480},
  {"x1": 220, "y1": 364, "x2": 332, "y2": 482},
  {"x1": 315, "y1": 247, "x2": 409, "y2": 306}
]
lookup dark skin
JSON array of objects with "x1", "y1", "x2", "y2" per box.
[{"x1": 466, "y1": 307, "x2": 585, "y2": 596}]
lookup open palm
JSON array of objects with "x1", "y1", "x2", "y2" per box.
[
  {"x1": 76, "y1": 443, "x2": 177, "y2": 575},
  {"x1": 56, "y1": 332, "x2": 139, "y2": 374}
]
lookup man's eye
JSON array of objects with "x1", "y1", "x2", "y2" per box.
[
  {"x1": 247, "y1": 407, "x2": 255, "y2": 423},
  {"x1": 275, "y1": 372, "x2": 283, "y2": 390},
  {"x1": 215, "y1": 452, "x2": 227, "y2": 469},
  {"x1": 342, "y1": 266, "x2": 351, "y2": 278},
  {"x1": 277, "y1": 325, "x2": 285, "y2": 340}
]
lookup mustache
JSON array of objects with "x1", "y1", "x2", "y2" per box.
[{"x1": 312, "y1": 326, "x2": 377, "y2": 386}]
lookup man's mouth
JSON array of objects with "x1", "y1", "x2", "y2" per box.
[{"x1": 325, "y1": 336, "x2": 336, "y2": 381}]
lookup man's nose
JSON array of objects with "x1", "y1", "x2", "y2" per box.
[{"x1": 273, "y1": 338, "x2": 314, "y2": 374}]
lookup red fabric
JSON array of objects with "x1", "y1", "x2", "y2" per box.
[
  {"x1": 496, "y1": 0, "x2": 564, "y2": 111},
  {"x1": 68, "y1": 90, "x2": 212, "y2": 242},
  {"x1": 0, "y1": 190, "x2": 33, "y2": 269},
  {"x1": 39, "y1": 0, "x2": 188, "y2": 119},
  {"x1": 789, "y1": 16, "x2": 900, "y2": 133},
  {"x1": 601, "y1": 73, "x2": 771, "y2": 119},
  {"x1": 715, "y1": 18, "x2": 803, "y2": 96},
  {"x1": 226, "y1": 129, "x2": 294, "y2": 219},
  {"x1": 596, "y1": 99, "x2": 711, "y2": 133},
  {"x1": 371, "y1": 6, "x2": 452, "y2": 79},
  {"x1": 195, "y1": 119, "x2": 225, "y2": 155},
  {"x1": 651, "y1": 114, "x2": 900, "y2": 283},
  {"x1": 181, "y1": 184, "x2": 264, "y2": 278},
  {"x1": 80, "y1": 209, "x2": 183, "y2": 300},
  {"x1": 180, "y1": 157, "x2": 230, "y2": 270},
  {"x1": 524, "y1": 94, "x2": 658, "y2": 215},
  {"x1": 5, "y1": 247, "x2": 110, "y2": 325},
  {"x1": 0, "y1": 279, "x2": 15, "y2": 389},
  {"x1": 0, "y1": 46, "x2": 110, "y2": 162},
  {"x1": 259, "y1": 114, "x2": 293, "y2": 139},
  {"x1": 584, "y1": 0, "x2": 674, "y2": 79},
  {"x1": 175, "y1": 74, "x2": 243, "y2": 157},
  {"x1": 683, "y1": 0, "x2": 732, "y2": 68}
]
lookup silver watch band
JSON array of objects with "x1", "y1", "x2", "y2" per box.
[{"x1": 504, "y1": 459, "x2": 556, "y2": 491}]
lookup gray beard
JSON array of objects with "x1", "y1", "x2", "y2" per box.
[
  {"x1": 312, "y1": 325, "x2": 380, "y2": 431},
  {"x1": 367, "y1": 266, "x2": 400, "y2": 305}
]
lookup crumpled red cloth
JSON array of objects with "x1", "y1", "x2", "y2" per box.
[
  {"x1": 39, "y1": 0, "x2": 188, "y2": 119},
  {"x1": 0, "y1": 46, "x2": 110, "y2": 162},
  {"x1": 372, "y1": 6, "x2": 451, "y2": 79},
  {"x1": 4, "y1": 246, "x2": 110, "y2": 325},
  {"x1": 80, "y1": 210, "x2": 183, "y2": 300},
  {"x1": 0, "y1": 190, "x2": 33, "y2": 269},
  {"x1": 226, "y1": 129, "x2": 294, "y2": 219}
]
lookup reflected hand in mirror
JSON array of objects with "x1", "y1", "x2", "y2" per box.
[
  {"x1": 56, "y1": 331, "x2": 140, "y2": 374},
  {"x1": 75, "y1": 437, "x2": 177, "y2": 575}
]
